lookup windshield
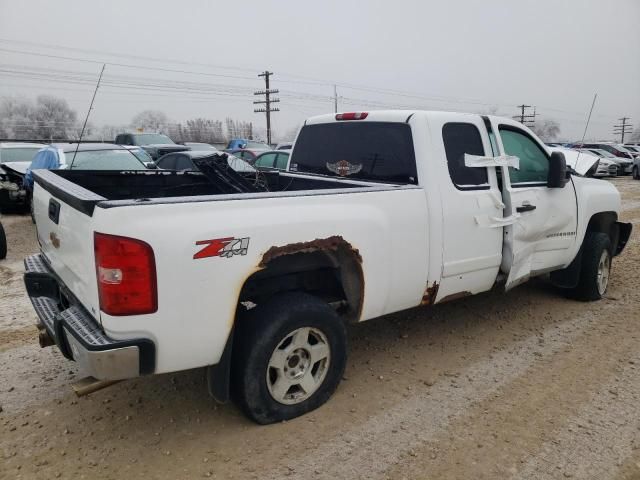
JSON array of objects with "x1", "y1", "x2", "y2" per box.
[
  {"x1": 291, "y1": 122, "x2": 418, "y2": 184},
  {"x1": 65, "y1": 150, "x2": 147, "y2": 170},
  {"x1": 589, "y1": 149, "x2": 615, "y2": 158},
  {"x1": 0, "y1": 147, "x2": 41, "y2": 163},
  {"x1": 133, "y1": 134, "x2": 174, "y2": 145},
  {"x1": 128, "y1": 148, "x2": 153, "y2": 162}
]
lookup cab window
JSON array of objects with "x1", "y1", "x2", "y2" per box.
[
  {"x1": 442, "y1": 123, "x2": 488, "y2": 189},
  {"x1": 499, "y1": 127, "x2": 549, "y2": 184}
]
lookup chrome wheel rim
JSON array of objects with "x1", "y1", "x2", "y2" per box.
[
  {"x1": 266, "y1": 327, "x2": 330, "y2": 405},
  {"x1": 597, "y1": 249, "x2": 611, "y2": 295}
]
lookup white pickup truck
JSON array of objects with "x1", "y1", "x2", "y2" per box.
[{"x1": 24, "y1": 110, "x2": 632, "y2": 424}]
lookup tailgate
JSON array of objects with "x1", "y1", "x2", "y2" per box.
[{"x1": 32, "y1": 173, "x2": 102, "y2": 319}]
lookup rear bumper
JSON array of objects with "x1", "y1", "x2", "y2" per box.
[{"x1": 24, "y1": 254, "x2": 155, "y2": 380}]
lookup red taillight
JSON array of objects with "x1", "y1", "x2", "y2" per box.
[
  {"x1": 94, "y1": 232, "x2": 157, "y2": 316},
  {"x1": 335, "y1": 112, "x2": 368, "y2": 121}
]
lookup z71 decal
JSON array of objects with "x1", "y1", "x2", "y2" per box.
[{"x1": 194, "y1": 237, "x2": 250, "y2": 259}]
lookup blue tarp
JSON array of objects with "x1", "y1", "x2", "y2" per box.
[{"x1": 24, "y1": 147, "x2": 60, "y2": 188}]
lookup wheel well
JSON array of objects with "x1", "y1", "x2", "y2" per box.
[
  {"x1": 585, "y1": 211, "x2": 619, "y2": 251},
  {"x1": 239, "y1": 236, "x2": 364, "y2": 323}
]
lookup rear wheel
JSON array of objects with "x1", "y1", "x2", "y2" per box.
[
  {"x1": 233, "y1": 292, "x2": 347, "y2": 424},
  {"x1": 570, "y1": 232, "x2": 612, "y2": 301},
  {"x1": 0, "y1": 221, "x2": 7, "y2": 260}
]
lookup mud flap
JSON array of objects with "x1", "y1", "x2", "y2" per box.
[
  {"x1": 550, "y1": 247, "x2": 583, "y2": 289},
  {"x1": 206, "y1": 328, "x2": 234, "y2": 404}
]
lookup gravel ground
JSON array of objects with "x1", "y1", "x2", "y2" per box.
[{"x1": 1, "y1": 177, "x2": 639, "y2": 480}]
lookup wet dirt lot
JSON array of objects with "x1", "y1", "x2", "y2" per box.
[{"x1": 1, "y1": 177, "x2": 639, "y2": 480}]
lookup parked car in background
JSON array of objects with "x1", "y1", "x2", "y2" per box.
[
  {"x1": 225, "y1": 138, "x2": 270, "y2": 151},
  {"x1": 24, "y1": 143, "x2": 152, "y2": 189},
  {"x1": 228, "y1": 148, "x2": 261, "y2": 164},
  {"x1": 115, "y1": 132, "x2": 188, "y2": 160},
  {"x1": 623, "y1": 145, "x2": 640, "y2": 158},
  {"x1": 630, "y1": 150, "x2": 640, "y2": 179},
  {"x1": 254, "y1": 150, "x2": 290, "y2": 170},
  {"x1": 547, "y1": 147, "x2": 601, "y2": 178},
  {"x1": 575, "y1": 149, "x2": 618, "y2": 177},
  {"x1": 0, "y1": 142, "x2": 44, "y2": 212},
  {"x1": 571, "y1": 142, "x2": 634, "y2": 158},
  {"x1": 571, "y1": 143, "x2": 634, "y2": 175},
  {"x1": 0, "y1": 142, "x2": 44, "y2": 164},
  {"x1": 180, "y1": 142, "x2": 218, "y2": 152},
  {"x1": 155, "y1": 150, "x2": 255, "y2": 173}
]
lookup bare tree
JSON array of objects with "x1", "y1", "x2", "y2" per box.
[
  {"x1": 131, "y1": 110, "x2": 169, "y2": 132},
  {"x1": 0, "y1": 95, "x2": 78, "y2": 140},
  {"x1": 530, "y1": 118, "x2": 561, "y2": 141},
  {"x1": 0, "y1": 97, "x2": 36, "y2": 139},
  {"x1": 184, "y1": 118, "x2": 225, "y2": 143},
  {"x1": 225, "y1": 118, "x2": 253, "y2": 140},
  {"x1": 630, "y1": 127, "x2": 640, "y2": 142},
  {"x1": 32, "y1": 95, "x2": 77, "y2": 140}
]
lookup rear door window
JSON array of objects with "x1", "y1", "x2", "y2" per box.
[
  {"x1": 442, "y1": 123, "x2": 488, "y2": 189},
  {"x1": 291, "y1": 122, "x2": 417, "y2": 184}
]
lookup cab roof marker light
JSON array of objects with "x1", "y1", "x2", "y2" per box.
[{"x1": 335, "y1": 112, "x2": 368, "y2": 121}]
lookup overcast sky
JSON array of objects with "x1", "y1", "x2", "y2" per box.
[{"x1": 1, "y1": 0, "x2": 639, "y2": 141}]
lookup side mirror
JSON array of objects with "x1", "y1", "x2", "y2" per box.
[
  {"x1": 547, "y1": 151, "x2": 567, "y2": 188},
  {"x1": 145, "y1": 162, "x2": 158, "y2": 169}
]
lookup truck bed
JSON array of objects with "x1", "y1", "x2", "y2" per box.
[{"x1": 34, "y1": 169, "x2": 398, "y2": 216}]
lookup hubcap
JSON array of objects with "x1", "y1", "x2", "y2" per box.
[
  {"x1": 266, "y1": 327, "x2": 330, "y2": 405},
  {"x1": 597, "y1": 249, "x2": 611, "y2": 295}
]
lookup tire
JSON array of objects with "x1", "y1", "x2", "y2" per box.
[
  {"x1": 0, "y1": 221, "x2": 6, "y2": 260},
  {"x1": 570, "y1": 232, "x2": 612, "y2": 301},
  {"x1": 232, "y1": 292, "x2": 347, "y2": 424}
]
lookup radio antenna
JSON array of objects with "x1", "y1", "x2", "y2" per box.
[
  {"x1": 71, "y1": 63, "x2": 105, "y2": 166},
  {"x1": 581, "y1": 93, "x2": 598, "y2": 143}
]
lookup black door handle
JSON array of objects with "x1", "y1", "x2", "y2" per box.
[{"x1": 516, "y1": 204, "x2": 536, "y2": 213}]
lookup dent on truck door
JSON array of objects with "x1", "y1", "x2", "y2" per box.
[
  {"x1": 492, "y1": 121, "x2": 578, "y2": 289},
  {"x1": 434, "y1": 118, "x2": 504, "y2": 302}
]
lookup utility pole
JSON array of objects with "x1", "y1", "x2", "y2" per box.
[
  {"x1": 613, "y1": 117, "x2": 632, "y2": 143},
  {"x1": 513, "y1": 104, "x2": 536, "y2": 127},
  {"x1": 254, "y1": 71, "x2": 279, "y2": 146},
  {"x1": 333, "y1": 85, "x2": 338, "y2": 113}
]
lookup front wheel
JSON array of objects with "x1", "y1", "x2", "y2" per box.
[
  {"x1": 233, "y1": 292, "x2": 347, "y2": 424},
  {"x1": 570, "y1": 232, "x2": 612, "y2": 301}
]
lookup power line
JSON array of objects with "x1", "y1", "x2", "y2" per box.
[
  {"x1": 613, "y1": 117, "x2": 633, "y2": 143},
  {"x1": 0, "y1": 44, "x2": 629, "y2": 122},
  {"x1": 254, "y1": 71, "x2": 279, "y2": 145}
]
